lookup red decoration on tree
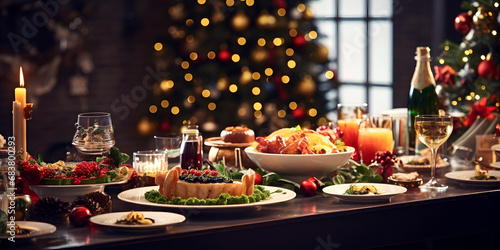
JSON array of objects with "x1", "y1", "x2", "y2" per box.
[
  {"x1": 434, "y1": 65, "x2": 457, "y2": 87},
  {"x1": 69, "y1": 206, "x2": 92, "y2": 227},
  {"x1": 463, "y1": 97, "x2": 498, "y2": 127},
  {"x1": 293, "y1": 35, "x2": 307, "y2": 48},
  {"x1": 454, "y1": 12, "x2": 474, "y2": 35},
  {"x1": 477, "y1": 55, "x2": 499, "y2": 79},
  {"x1": 218, "y1": 49, "x2": 231, "y2": 62},
  {"x1": 292, "y1": 107, "x2": 306, "y2": 120},
  {"x1": 273, "y1": 0, "x2": 287, "y2": 9}
]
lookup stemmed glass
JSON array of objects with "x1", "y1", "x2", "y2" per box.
[
  {"x1": 414, "y1": 115, "x2": 453, "y2": 191},
  {"x1": 72, "y1": 112, "x2": 115, "y2": 157}
]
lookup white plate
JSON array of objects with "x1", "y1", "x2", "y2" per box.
[
  {"x1": 445, "y1": 170, "x2": 500, "y2": 187},
  {"x1": 323, "y1": 183, "x2": 407, "y2": 202},
  {"x1": 0, "y1": 221, "x2": 56, "y2": 239},
  {"x1": 118, "y1": 185, "x2": 296, "y2": 213},
  {"x1": 90, "y1": 211, "x2": 185, "y2": 232},
  {"x1": 490, "y1": 162, "x2": 500, "y2": 169},
  {"x1": 30, "y1": 180, "x2": 127, "y2": 202},
  {"x1": 399, "y1": 155, "x2": 450, "y2": 169}
]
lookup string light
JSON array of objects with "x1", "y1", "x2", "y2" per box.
[
  {"x1": 171, "y1": 106, "x2": 180, "y2": 115},
  {"x1": 254, "y1": 110, "x2": 262, "y2": 118},
  {"x1": 289, "y1": 29, "x2": 298, "y2": 37},
  {"x1": 202, "y1": 89, "x2": 210, "y2": 98},
  {"x1": 494, "y1": 2, "x2": 499, "y2": 7},
  {"x1": 464, "y1": 50, "x2": 470, "y2": 55},
  {"x1": 308, "y1": 31, "x2": 318, "y2": 39},
  {"x1": 451, "y1": 100, "x2": 457, "y2": 106},
  {"x1": 207, "y1": 51, "x2": 216, "y2": 59},
  {"x1": 252, "y1": 87, "x2": 261, "y2": 95},
  {"x1": 481, "y1": 85, "x2": 486, "y2": 90},
  {"x1": 197, "y1": 0, "x2": 206, "y2": 4},
  {"x1": 257, "y1": 38, "x2": 266, "y2": 46},
  {"x1": 161, "y1": 100, "x2": 169, "y2": 108},
  {"x1": 462, "y1": 57, "x2": 468, "y2": 62},
  {"x1": 181, "y1": 61, "x2": 190, "y2": 69},
  {"x1": 252, "y1": 72, "x2": 261, "y2": 80},
  {"x1": 149, "y1": 105, "x2": 158, "y2": 113},
  {"x1": 444, "y1": 45, "x2": 449, "y2": 51},
  {"x1": 325, "y1": 70, "x2": 335, "y2": 79},
  {"x1": 154, "y1": 42, "x2": 163, "y2": 51},
  {"x1": 186, "y1": 19, "x2": 194, "y2": 26},
  {"x1": 246, "y1": 0, "x2": 254, "y2": 6},
  {"x1": 481, "y1": 55, "x2": 486, "y2": 60},
  {"x1": 231, "y1": 54, "x2": 240, "y2": 62},
  {"x1": 184, "y1": 73, "x2": 193, "y2": 81},
  {"x1": 297, "y1": 3, "x2": 306, "y2": 12},
  {"x1": 238, "y1": 107, "x2": 247, "y2": 117},
  {"x1": 278, "y1": 110, "x2": 286, "y2": 118},
  {"x1": 264, "y1": 68, "x2": 273, "y2": 76},
  {"x1": 308, "y1": 108, "x2": 317, "y2": 117},
  {"x1": 190, "y1": 52, "x2": 198, "y2": 61},
  {"x1": 229, "y1": 84, "x2": 238, "y2": 92},
  {"x1": 237, "y1": 37, "x2": 246, "y2": 45},
  {"x1": 273, "y1": 37, "x2": 284, "y2": 46},
  {"x1": 287, "y1": 60, "x2": 296, "y2": 69},
  {"x1": 201, "y1": 18, "x2": 210, "y2": 26},
  {"x1": 493, "y1": 30, "x2": 498, "y2": 36},
  {"x1": 277, "y1": 8, "x2": 286, "y2": 16},
  {"x1": 439, "y1": 59, "x2": 445, "y2": 64},
  {"x1": 253, "y1": 102, "x2": 262, "y2": 111},
  {"x1": 318, "y1": 117, "x2": 327, "y2": 125},
  {"x1": 208, "y1": 102, "x2": 216, "y2": 110},
  {"x1": 226, "y1": 0, "x2": 234, "y2": 7},
  {"x1": 187, "y1": 95, "x2": 195, "y2": 103},
  {"x1": 286, "y1": 48, "x2": 294, "y2": 56},
  {"x1": 282, "y1": 75, "x2": 290, "y2": 83}
]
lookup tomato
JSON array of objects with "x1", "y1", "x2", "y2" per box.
[{"x1": 254, "y1": 172, "x2": 263, "y2": 185}]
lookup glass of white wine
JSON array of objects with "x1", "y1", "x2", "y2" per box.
[{"x1": 414, "y1": 115, "x2": 453, "y2": 191}]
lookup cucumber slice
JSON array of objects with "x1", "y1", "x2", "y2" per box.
[
  {"x1": 80, "y1": 176, "x2": 110, "y2": 184},
  {"x1": 61, "y1": 179, "x2": 74, "y2": 185}
]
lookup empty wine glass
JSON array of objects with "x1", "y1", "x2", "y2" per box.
[
  {"x1": 72, "y1": 112, "x2": 115, "y2": 157},
  {"x1": 414, "y1": 115, "x2": 453, "y2": 191}
]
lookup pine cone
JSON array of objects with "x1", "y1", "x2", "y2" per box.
[
  {"x1": 71, "y1": 191, "x2": 112, "y2": 215},
  {"x1": 29, "y1": 197, "x2": 70, "y2": 223}
]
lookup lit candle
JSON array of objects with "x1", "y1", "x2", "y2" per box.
[{"x1": 13, "y1": 67, "x2": 27, "y2": 161}]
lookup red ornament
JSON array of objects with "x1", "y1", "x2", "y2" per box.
[
  {"x1": 434, "y1": 65, "x2": 457, "y2": 87},
  {"x1": 300, "y1": 179, "x2": 317, "y2": 196},
  {"x1": 463, "y1": 97, "x2": 498, "y2": 127},
  {"x1": 218, "y1": 49, "x2": 231, "y2": 62},
  {"x1": 454, "y1": 12, "x2": 474, "y2": 35},
  {"x1": 292, "y1": 107, "x2": 306, "y2": 120},
  {"x1": 69, "y1": 206, "x2": 92, "y2": 227},
  {"x1": 293, "y1": 35, "x2": 307, "y2": 48},
  {"x1": 478, "y1": 58, "x2": 499, "y2": 79}
]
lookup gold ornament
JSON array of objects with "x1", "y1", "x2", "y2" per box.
[
  {"x1": 315, "y1": 45, "x2": 329, "y2": 62},
  {"x1": 303, "y1": 8, "x2": 314, "y2": 21},
  {"x1": 473, "y1": 6, "x2": 493, "y2": 34},
  {"x1": 297, "y1": 75, "x2": 316, "y2": 97},
  {"x1": 257, "y1": 11, "x2": 277, "y2": 29},
  {"x1": 251, "y1": 47, "x2": 269, "y2": 64},
  {"x1": 231, "y1": 11, "x2": 250, "y2": 32}
]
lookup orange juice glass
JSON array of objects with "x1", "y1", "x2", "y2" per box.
[
  {"x1": 337, "y1": 119, "x2": 361, "y2": 150},
  {"x1": 358, "y1": 114, "x2": 393, "y2": 164}
]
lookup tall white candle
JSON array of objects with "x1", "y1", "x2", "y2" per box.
[{"x1": 13, "y1": 67, "x2": 27, "y2": 160}]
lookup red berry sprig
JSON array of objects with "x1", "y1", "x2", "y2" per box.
[{"x1": 373, "y1": 151, "x2": 402, "y2": 182}]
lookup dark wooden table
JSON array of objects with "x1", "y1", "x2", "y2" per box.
[{"x1": 3, "y1": 157, "x2": 500, "y2": 250}]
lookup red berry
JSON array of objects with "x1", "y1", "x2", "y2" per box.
[
  {"x1": 181, "y1": 169, "x2": 188, "y2": 175},
  {"x1": 74, "y1": 179, "x2": 81, "y2": 185},
  {"x1": 254, "y1": 172, "x2": 263, "y2": 185},
  {"x1": 211, "y1": 170, "x2": 219, "y2": 177},
  {"x1": 300, "y1": 180, "x2": 317, "y2": 196},
  {"x1": 189, "y1": 169, "x2": 196, "y2": 174},
  {"x1": 203, "y1": 169, "x2": 211, "y2": 175},
  {"x1": 194, "y1": 170, "x2": 202, "y2": 176}
]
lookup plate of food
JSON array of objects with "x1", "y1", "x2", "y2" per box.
[
  {"x1": 118, "y1": 185, "x2": 295, "y2": 213},
  {"x1": 445, "y1": 166, "x2": 500, "y2": 187},
  {"x1": 245, "y1": 126, "x2": 353, "y2": 182},
  {"x1": 90, "y1": 211, "x2": 185, "y2": 232},
  {"x1": 0, "y1": 221, "x2": 56, "y2": 240},
  {"x1": 323, "y1": 183, "x2": 407, "y2": 202},
  {"x1": 398, "y1": 154, "x2": 450, "y2": 170}
]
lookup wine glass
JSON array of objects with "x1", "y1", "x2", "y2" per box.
[
  {"x1": 414, "y1": 115, "x2": 453, "y2": 191},
  {"x1": 72, "y1": 112, "x2": 115, "y2": 158}
]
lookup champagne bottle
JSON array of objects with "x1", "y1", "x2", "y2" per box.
[{"x1": 407, "y1": 47, "x2": 439, "y2": 154}]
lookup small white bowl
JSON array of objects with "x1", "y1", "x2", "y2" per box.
[{"x1": 244, "y1": 146, "x2": 354, "y2": 182}]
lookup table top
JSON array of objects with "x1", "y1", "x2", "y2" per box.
[{"x1": 3, "y1": 157, "x2": 500, "y2": 250}]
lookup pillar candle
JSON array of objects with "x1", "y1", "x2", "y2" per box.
[{"x1": 13, "y1": 67, "x2": 27, "y2": 160}]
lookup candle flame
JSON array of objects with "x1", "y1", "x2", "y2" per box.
[{"x1": 20, "y1": 67, "x2": 24, "y2": 87}]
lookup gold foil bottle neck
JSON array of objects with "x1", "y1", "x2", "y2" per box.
[{"x1": 415, "y1": 47, "x2": 431, "y2": 59}]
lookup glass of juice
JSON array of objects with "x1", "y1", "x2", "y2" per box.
[
  {"x1": 337, "y1": 103, "x2": 368, "y2": 161},
  {"x1": 358, "y1": 114, "x2": 394, "y2": 164}
]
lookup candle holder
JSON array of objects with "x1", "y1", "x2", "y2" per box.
[{"x1": 133, "y1": 150, "x2": 168, "y2": 185}]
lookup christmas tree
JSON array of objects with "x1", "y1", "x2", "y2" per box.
[
  {"x1": 436, "y1": 0, "x2": 500, "y2": 133},
  {"x1": 138, "y1": 0, "x2": 333, "y2": 136}
]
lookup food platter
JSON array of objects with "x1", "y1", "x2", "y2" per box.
[
  {"x1": 398, "y1": 155, "x2": 450, "y2": 170},
  {"x1": 445, "y1": 170, "x2": 500, "y2": 187},
  {"x1": 323, "y1": 183, "x2": 407, "y2": 202},
  {"x1": 0, "y1": 221, "x2": 56, "y2": 240},
  {"x1": 117, "y1": 185, "x2": 296, "y2": 213},
  {"x1": 90, "y1": 211, "x2": 185, "y2": 232},
  {"x1": 30, "y1": 179, "x2": 127, "y2": 202}
]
